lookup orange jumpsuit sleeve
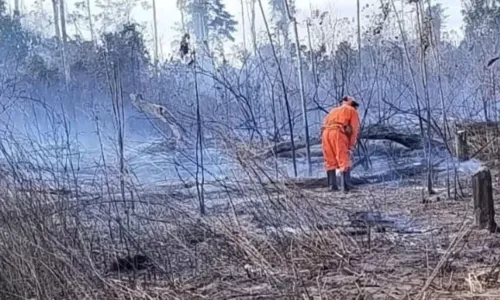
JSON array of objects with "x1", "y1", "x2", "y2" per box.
[{"x1": 348, "y1": 109, "x2": 360, "y2": 150}]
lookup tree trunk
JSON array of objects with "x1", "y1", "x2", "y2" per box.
[
  {"x1": 472, "y1": 168, "x2": 497, "y2": 232},
  {"x1": 59, "y1": 0, "x2": 70, "y2": 83},
  {"x1": 152, "y1": 0, "x2": 159, "y2": 71},
  {"x1": 193, "y1": 56, "x2": 205, "y2": 216},
  {"x1": 177, "y1": 0, "x2": 187, "y2": 32},
  {"x1": 390, "y1": 0, "x2": 425, "y2": 138},
  {"x1": 416, "y1": 1, "x2": 434, "y2": 194},
  {"x1": 426, "y1": 0, "x2": 452, "y2": 198},
  {"x1": 258, "y1": 0, "x2": 297, "y2": 177},
  {"x1": 240, "y1": 0, "x2": 247, "y2": 53},
  {"x1": 86, "y1": 0, "x2": 95, "y2": 43},
  {"x1": 356, "y1": 0, "x2": 361, "y2": 64},
  {"x1": 249, "y1": 0, "x2": 257, "y2": 53},
  {"x1": 306, "y1": 21, "x2": 320, "y2": 137},
  {"x1": 455, "y1": 130, "x2": 469, "y2": 161},
  {"x1": 52, "y1": 0, "x2": 61, "y2": 42},
  {"x1": 284, "y1": 0, "x2": 312, "y2": 176},
  {"x1": 14, "y1": 0, "x2": 20, "y2": 17}
]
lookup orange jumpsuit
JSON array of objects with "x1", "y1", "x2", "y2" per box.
[{"x1": 321, "y1": 102, "x2": 360, "y2": 172}]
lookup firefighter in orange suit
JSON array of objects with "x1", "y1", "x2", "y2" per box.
[{"x1": 321, "y1": 96, "x2": 360, "y2": 192}]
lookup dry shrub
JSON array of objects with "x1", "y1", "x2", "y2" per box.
[{"x1": 0, "y1": 130, "x2": 365, "y2": 299}]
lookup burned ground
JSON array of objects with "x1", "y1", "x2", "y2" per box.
[
  {"x1": 0, "y1": 165, "x2": 498, "y2": 299},
  {"x1": 0, "y1": 133, "x2": 497, "y2": 299}
]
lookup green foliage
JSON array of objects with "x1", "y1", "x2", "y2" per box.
[
  {"x1": 101, "y1": 22, "x2": 150, "y2": 65},
  {"x1": 462, "y1": 0, "x2": 500, "y2": 41},
  {"x1": 186, "y1": 0, "x2": 238, "y2": 42},
  {"x1": 26, "y1": 53, "x2": 60, "y2": 83},
  {"x1": 0, "y1": 0, "x2": 34, "y2": 62},
  {"x1": 98, "y1": 22, "x2": 151, "y2": 91},
  {"x1": 209, "y1": 0, "x2": 237, "y2": 41}
]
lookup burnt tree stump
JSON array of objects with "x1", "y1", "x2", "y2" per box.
[
  {"x1": 472, "y1": 168, "x2": 497, "y2": 232},
  {"x1": 455, "y1": 130, "x2": 469, "y2": 161}
]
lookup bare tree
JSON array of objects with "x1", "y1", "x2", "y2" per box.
[
  {"x1": 152, "y1": 0, "x2": 159, "y2": 71},
  {"x1": 51, "y1": 0, "x2": 62, "y2": 42},
  {"x1": 14, "y1": 0, "x2": 20, "y2": 17},
  {"x1": 177, "y1": 0, "x2": 187, "y2": 32},
  {"x1": 51, "y1": 0, "x2": 70, "y2": 84},
  {"x1": 415, "y1": 0, "x2": 434, "y2": 194},
  {"x1": 248, "y1": 0, "x2": 257, "y2": 53},
  {"x1": 357, "y1": 0, "x2": 361, "y2": 65},
  {"x1": 240, "y1": 0, "x2": 247, "y2": 53},
  {"x1": 258, "y1": 0, "x2": 298, "y2": 177},
  {"x1": 60, "y1": 0, "x2": 71, "y2": 83},
  {"x1": 283, "y1": 0, "x2": 311, "y2": 175}
]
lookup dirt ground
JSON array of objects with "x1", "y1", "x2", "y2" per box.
[
  {"x1": 11, "y1": 162, "x2": 500, "y2": 299},
  {"x1": 94, "y1": 168, "x2": 500, "y2": 300},
  {"x1": 301, "y1": 183, "x2": 500, "y2": 299}
]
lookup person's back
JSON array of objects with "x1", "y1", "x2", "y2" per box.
[{"x1": 323, "y1": 104, "x2": 358, "y2": 131}]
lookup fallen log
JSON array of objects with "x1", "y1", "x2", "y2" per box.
[{"x1": 258, "y1": 125, "x2": 443, "y2": 160}]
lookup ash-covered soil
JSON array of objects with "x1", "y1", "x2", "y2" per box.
[
  {"x1": 13, "y1": 168, "x2": 497, "y2": 300},
  {"x1": 0, "y1": 137, "x2": 498, "y2": 299}
]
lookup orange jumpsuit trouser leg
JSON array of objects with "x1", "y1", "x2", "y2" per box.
[
  {"x1": 335, "y1": 132, "x2": 351, "y2": 172},
  {"x1": 322, "y1": 129, "x2": 339, "y2": 171}
]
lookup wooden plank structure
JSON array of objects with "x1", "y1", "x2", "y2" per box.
[{"x1": 454, "y1": 121, "x2": 500, "y2": 161}]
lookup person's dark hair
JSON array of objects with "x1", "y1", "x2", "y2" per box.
[{"x1": 341, "y1": 96, "x2": 359, "y2": 109}]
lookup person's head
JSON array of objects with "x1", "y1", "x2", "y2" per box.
[{"x1": 340, "y1": 96, "x2": 359, "y2": 109}]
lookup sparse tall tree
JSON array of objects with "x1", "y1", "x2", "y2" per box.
[
  {"x1": 13, "y1": 0, "x2": 20, "y2": 17},
  {"x1": 248, "y1": 0, "x2": 257, "y2": 52},
  {"x1": 283, "y1": 0, "x2": 312, "y2": 175},
  {"x1": 51, "y1": 0, "x2": 70, "y2": 84},
  {"x1": 70, "y1": 0, "x2": 96, "y2": 44},
  {"x1": 177, "y1": 0, "x2": 187, "y2": 32},
  {"x1": 416, "y1": 0, "x2": 434, "y2": 194},
  {"x1": 86, "y1": 0, "x2": 95, "y2": 42},
  {"x1": 269, "y1": 0, "x2": 294, "y2": 50},
  {"x1": 152, "y1": 0, "x2": 159, "y2": 70},
  {"x1": 60, "y1": 0, "x2": 71, "y2": 83},
  {"x1": 52, "y1": 0, "x2": 62, "y2": 41}
]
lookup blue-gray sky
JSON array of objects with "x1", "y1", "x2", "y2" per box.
[{"x1": 13, "y1": 0, "x2": 464, "y2": 58}]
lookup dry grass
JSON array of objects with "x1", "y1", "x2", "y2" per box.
[
  {"x1": 0, "y1": 126, "x2": 500, "y2": 300},
  {"x1": 2, "y1": 157, "x2": 500, "y2": 300}
]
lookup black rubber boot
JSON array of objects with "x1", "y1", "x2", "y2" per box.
[
  {"x1": 346, "y1": 170, "x2": 356, "y2": 190},
  {"x1": 327, "y1": 170, "x2": 338, "y2": 191},
  {"x1": 340, "y1": 171, "x2": 350, "y2": 193}
]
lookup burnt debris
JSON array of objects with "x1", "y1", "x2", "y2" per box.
[{"x1": 110, "y1": 254, "x2": 151, "y2": 272}]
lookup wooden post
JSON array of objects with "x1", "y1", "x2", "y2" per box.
[
  {"x1": 472, "y1": 168, "x2": 497, "y2": 232},
  {"x1": 455, "y1": 130, "x2": 469, "y2": 161}
]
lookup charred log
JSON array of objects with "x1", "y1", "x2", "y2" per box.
[{"x1": 258, "y1": 125, "x2": 443, "y2": 159}]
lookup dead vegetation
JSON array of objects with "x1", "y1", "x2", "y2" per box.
[
  {"x1": 1, "y1": 140, "x2": 500, "y2": 300},
  {"x1": 454, "y1": 121, "x2": 500, "y2": 161},
  {"x1": 0, "y1": 116, "x2": 496, "y2": 299}
]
